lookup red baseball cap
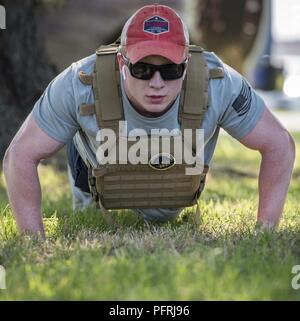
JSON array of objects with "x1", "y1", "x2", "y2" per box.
[{"x1": 121, "y1": 4, "x2": 189, "y2": 64}]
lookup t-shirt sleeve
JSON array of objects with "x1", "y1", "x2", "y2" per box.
[
  {"x1": 218, "y1": 64, "x2": 266, "y2": 140},
  {"x1": 32, "y1": 64, "x2": 79, "y2": 144}
]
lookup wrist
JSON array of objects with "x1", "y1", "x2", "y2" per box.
[{"x1": 255, "y1": 220, "x2": 277, "y2": 233}]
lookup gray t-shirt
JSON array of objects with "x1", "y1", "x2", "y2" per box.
[{"x1": 33, "y1": 51, "x2": 265, "y2": 221}]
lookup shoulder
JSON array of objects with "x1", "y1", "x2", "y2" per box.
[
  {"x1": 62, "y1": 54, "x2": 96, "y2": 105},
  {"x1": 203, "y1": 51, "x2": 246, "y2": 100},
  {"x1": 203, "y1": 51, "x2": 224, "y2": 70},
  {"x1": 69, "y1": 54, "x2": 96, "y2": 86},
  {"x1": 38, "y1": 54, "x2": 97, "y2": 114},
  {"x1": 203, "y1": 51, "x2": 242, "y2": 85},
  {"x1": 70, "y1": 54, "x2": 96, "y2": 75},
  {"x1": 47, "y1": 54, "x2": 96, "y2": 93}
]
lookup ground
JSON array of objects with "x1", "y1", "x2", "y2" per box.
[{"x1": 0, "y1": 132, "x2": 299, "y2": 300}]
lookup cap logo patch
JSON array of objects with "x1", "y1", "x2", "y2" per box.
[{"x1": 144, "y1": 16, "x2": 169, "y2": 35}]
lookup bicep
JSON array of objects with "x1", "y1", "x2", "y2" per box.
[
  {"x1": 7, "y1": 112, "x2": 65, "y2": 163},
  {"x1": 239, "y1": 107, "x2": 292, "y2": 152}
]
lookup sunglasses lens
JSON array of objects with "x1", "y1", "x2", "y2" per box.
[
  {"x1": 131, "y1": 63, "x2": 153, "y2": 80},
  {"x1": 129, "y1": 62, "x2": 186, "y2": 80},
  {"x1": 161, "y1": 64, "x2": 185, "y2": 80}
]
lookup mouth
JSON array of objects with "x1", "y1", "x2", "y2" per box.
[{"x1": 146, "y1": 95, "x2": 166, "y2": 104}]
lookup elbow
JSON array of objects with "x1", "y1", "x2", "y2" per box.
[
  {"x1": 3, "y1": 145, "x2": 31, "y2": 175},
  {"x1": 2, "y1": 145, "x2": 20, "y2": 176},
  {"x1": 277, "y1": 130, "x2": 296, "y2": 165},
  {"x1": 260, "y1": 129, "x2": 296, "y2": 164},
  {"x1": 3, "y1": 144, "x2": 40, "y2": 175},
  {"x1": 287, "y1": 132, "x2": 296, "y2": 164}
]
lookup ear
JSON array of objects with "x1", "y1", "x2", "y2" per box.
[
  {"x1": 117, "y1": 53, "x2": 128, "y2": 81},
  {"x1": 117, "y1": 52, "x2": 125, "y2": 71},
  {"x1": 182, "y1": 53, "x2": 191, "y2": 80}
]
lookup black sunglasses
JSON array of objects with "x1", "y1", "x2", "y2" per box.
[{"x1": 123, "y1": 56, "x2": 188, "y2": 81}]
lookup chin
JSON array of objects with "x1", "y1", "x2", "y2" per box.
[
  {"x1": 145, "y1": 104, "x2": 169, "y2": 115},
  {"x1": 148, "y1": 104, "x2": 167, "y2": 111}
]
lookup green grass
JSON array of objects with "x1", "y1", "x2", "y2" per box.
[{"x1": 0, "y1": 132, "x2": 300, "y2": 300}]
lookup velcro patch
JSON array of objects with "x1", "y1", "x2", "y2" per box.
[
  {"x1": 144, "y1": 16, "x2": 169, "y2": 35},
  {"x1": 232, "y1": 79, "x2": 252, "y2": 116}
]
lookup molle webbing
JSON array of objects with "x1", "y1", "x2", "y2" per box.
[
  {"x1": 209, "y1": 67, "x2": 224, "y2": 79},
  {"x1": 79, "y1": 104, "x2": 95, "y2": 116},
  {"x1": 92, "y1": 164, "x2": 209, "y2": 209},
  {"x1": 79, "y1": 71, "x2": 93, "y2": 85}
]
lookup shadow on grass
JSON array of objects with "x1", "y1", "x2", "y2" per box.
[{"x1": 50, "y1": 206, "x2": 192, "y2": 239}]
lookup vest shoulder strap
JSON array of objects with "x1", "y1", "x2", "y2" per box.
[
  {"x1": 179, "y1": 45, "x2": 209, "y2": 131},
  {"x1": 179, "y1": 46, "x2": 225, "y2": 131},
  {"x1": 93, "y1": 44, "x2": 123, "y2": 132}
]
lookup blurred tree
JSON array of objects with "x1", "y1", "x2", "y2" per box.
[
  {"x1": 194, "y1": 0, "x2": 263, "y2": 72},
  {"x1": 0, "y1": 0, "x2": 57, "y2": 159}
]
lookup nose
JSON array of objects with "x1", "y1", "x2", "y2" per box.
[{"x1": 149, "y1": 71, "x2": 165, "y2": 89}]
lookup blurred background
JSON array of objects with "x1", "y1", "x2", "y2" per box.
[{"x1": 0, "y1": 0, "x2": 299, "y2": 160}]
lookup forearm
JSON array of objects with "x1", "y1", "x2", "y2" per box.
[
  {"x1": 3, "y1": 151, "x2": 45, "y2": 238},
  {"x1": 257, "y1": 140, "x2": 295, "y2": 227}
]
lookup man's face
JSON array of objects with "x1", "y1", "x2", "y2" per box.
[{"x1": 118, "y1": 54, "x2": 185, "y2": 117}]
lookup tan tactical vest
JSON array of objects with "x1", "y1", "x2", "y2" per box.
[{"x1": 74, "y1": 43, "x2": 224, "y2": 224}]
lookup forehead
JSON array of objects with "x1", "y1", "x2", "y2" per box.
[{"x1": 138, "y1": 55, "x2": 173, "y2": 65}]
